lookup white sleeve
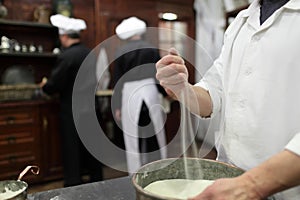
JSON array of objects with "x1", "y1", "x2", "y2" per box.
[
  {"x1": 285, "y1": 133, "x2": 300, "y2": 156},
  {"x1": 194, "y1": 51, "x2": 224, "y2": 119}
]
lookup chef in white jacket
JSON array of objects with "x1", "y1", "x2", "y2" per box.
[
  {"x1": 156, "y1": 0, "x2": 300, "y2": 199},
  {"x1": 112, "y1": 17, "x2": 167, "y2": 174}
]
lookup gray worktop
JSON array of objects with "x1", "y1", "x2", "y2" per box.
[{"x1": 27, "y1": 176, "x2": 136, "y2": 200}]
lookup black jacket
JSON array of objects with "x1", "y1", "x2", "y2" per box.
[
  {"x1": 43, "y1": 42, "x2": 90, "y2": 114},
  {"x1": 112, "y1": 40, "x2": 166, "y2": 110}
]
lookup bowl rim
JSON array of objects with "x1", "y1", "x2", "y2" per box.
[{"x1": 131, "y1": 157, "x2": 245, "y2": 200}]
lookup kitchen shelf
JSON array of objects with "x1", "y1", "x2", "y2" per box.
[
  {"x1": 0, "y1": 18, "x2": 62, "y2": 184},
  {"x1": 0, "y1": 19, "x2": 54, "y2": 28},
  {"x1": 0, "y1": 52, "x2": 58, "y2": 58}
]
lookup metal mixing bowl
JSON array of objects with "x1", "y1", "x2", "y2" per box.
[
  {"x1": 0, "y1": 180, "x2": 28, "y2": 200},
  {"x1": 0, "y1": 166, "x2": 39, "y2": 200},
  {"x1": 132, "y1": 158, "x2": 244, "y2": 200}
]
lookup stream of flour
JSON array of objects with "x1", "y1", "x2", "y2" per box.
[
  {"x1": 169, "y1": 47, "x2": 203, "y2": 179},
  {"x1": 143, "y1": 90, "x2": 212, "y2": 199},
  {"x1": 180, "y1": 89, "x2": 203, "y2": 180},
  {"x1": 144, "y1": 48, "x2": 213, "y2": 199}
]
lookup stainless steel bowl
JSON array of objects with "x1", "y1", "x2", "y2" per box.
[
  {"x1": 0, "y1": 180, "x2": 28, "y2": 200},
  {"x1": 0, "y1": 166, "x2": 39, "y2": 200},
  {"x1": 132, "y1": 158, "x2": 245, "y2": 200}
]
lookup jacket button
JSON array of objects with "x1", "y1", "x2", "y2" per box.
[{"x1": 245, "y1": 68, "x2": 252, "y2": 75}]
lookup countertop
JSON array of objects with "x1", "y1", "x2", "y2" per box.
[{"x1": 27, "y1": 176, "x2": 136, "y2": 200}]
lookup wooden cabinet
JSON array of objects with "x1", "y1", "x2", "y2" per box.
[
  {"x1": 0, "y1": 103, "x2": 41, "y2": 182},
  {"x1": 39, "y1": 101, "x2": 63, "y2": 182},
  {"x1": 0, "y1": 20, "x2": 62, "y2": 183},
  {"x1": 0, "y1": 101, "x2": 63, "y2": 183}
]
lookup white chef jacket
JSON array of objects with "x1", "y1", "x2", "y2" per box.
[{"x1": 196, "y1": 0, "x2": 300, "y2": 199}]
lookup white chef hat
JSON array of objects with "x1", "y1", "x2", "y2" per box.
[
  {"x1": 115, "y1": 16, "x2": 146, "y2": 40},
  {"x1": 50, "y1": 14, "x2": 87, "y2": 35}
]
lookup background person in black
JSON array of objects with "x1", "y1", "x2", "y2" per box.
[
  {"x1": 112, "y1": 16, "x2": 167, "y2": 174},
  {"x1": 40, "y1": 14, "x2": 103, "y2": 187}
]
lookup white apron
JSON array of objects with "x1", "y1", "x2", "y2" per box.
[{"x1": 121, "y1": 78, "x2": 167, "y2": 174}]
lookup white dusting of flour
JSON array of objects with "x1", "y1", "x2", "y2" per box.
[
  {"x1": 144, "y1": 179, "x2": 214, "y2": 199},
  {"x1": 0, "y1": 186, "x2": 25, "y2": 200}
]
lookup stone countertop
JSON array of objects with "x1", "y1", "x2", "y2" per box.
[{"x1": 27, "y1": 176, "x2": 136, "y2": 200}]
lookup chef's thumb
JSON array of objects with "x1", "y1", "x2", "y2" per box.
[{"x1": 169, "y1": 47, "x2": 179, "y2": 56}]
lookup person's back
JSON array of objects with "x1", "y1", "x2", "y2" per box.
[
  {"x1": 113, "y1": 16, "x2": 167, "y2": 174},
  {"x1": 53, "y1": 43, "x2": 90, "y2": 112},
  {"x1": 113, "y1": 40, "x2": 160, "y2": 86},
  {"x1": 40, "y1": 14, "x2": 103, "y2": 187}
]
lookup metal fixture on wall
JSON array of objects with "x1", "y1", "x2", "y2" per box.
[
  {"x1": 159, "y1": 12, "x2": 178, "y2": 21},
  {"x1": 0, "y1": 0, "x2": 7, "y2": 19},
  {"x1": 52, "y1": 0, "x2": 73, "y2": 17}
]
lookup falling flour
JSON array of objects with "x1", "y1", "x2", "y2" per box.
[
  {"x1": 144, "y1": 48, "x2": 211, "y2": 200},
  {"x1": 144, "y1": 90, "x2": 212, "y2": 200},
  {"x1": 180, "y1": 89, "x2": 203, "y2": 179}
]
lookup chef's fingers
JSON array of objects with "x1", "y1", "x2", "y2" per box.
[
  {"x1": 168, "y1": 48, "x2": 185, "y2": 65},
  {"x1": 156, "y1": 54, "x2": 185, "y2": 68},
  {"x1": 156, "y1": 63, "x2": 188, "y2": 79},
  {"x1": 169, "y1": 47, "x2": 179, "y2": 56},
  {"x1": 159, "y1": 74, "x2": 188, "y2": 87}
]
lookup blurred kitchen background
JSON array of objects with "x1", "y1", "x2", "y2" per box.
[{"x1": 0, "y1": 0, "x2": 251, "y2": 193}]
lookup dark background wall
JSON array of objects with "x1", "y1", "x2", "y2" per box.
[
  {"x1": 3, "y1": 0, "x2": 194, "y2": 47},
  {"x1": 2, "y1": 0, "x2": 196, "y2": 143}
]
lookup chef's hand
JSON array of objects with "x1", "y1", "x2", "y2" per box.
[
  {"x1": 156, "y1": 48, "x2": 189, "y2": 100},
  {"x1": 189, "y1": 176, "x2": 263, "y2": 200}
]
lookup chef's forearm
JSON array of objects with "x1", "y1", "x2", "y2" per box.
[
  {"x1": 242, "y1": 150, "x2": 300, "y2": 198},
  {"x1": 178, "y1": 84, "x2": 212, "y2": 118}
]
